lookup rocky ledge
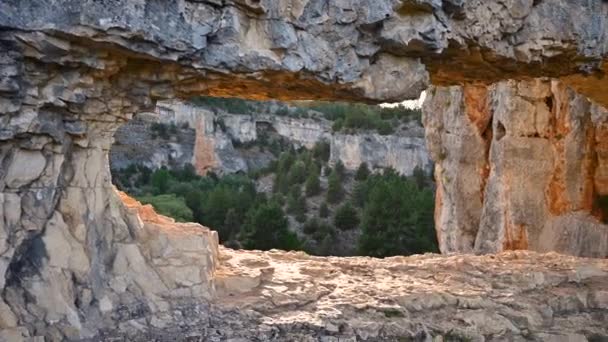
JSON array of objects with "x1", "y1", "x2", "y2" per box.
[{"x1": 103, "y1": 240, "x2": 608, "y2": 341}]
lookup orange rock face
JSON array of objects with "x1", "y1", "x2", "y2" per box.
[
  {"x1": 425, "y1": 79, "x2": 608, "y2": 257},
  {"x1": 193, "y1": 125, "x2": 219, "y2": 176}
]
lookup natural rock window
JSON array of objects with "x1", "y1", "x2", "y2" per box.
[
  {"x1": 2, "y1": 1, "x2": 608, "y2": 340},
  {"x1": 109, "y1": 97, "x2": 437, "y2": 256}
]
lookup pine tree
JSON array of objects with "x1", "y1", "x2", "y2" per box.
[
  {"x1": 305, "y1": 167, "x2": 321, "y2": 197},
  {"x1": 355, "y1": 162, "x2": 371, "y2": 181},
  {"x1": 326, "y1": 170, "x2": 343, "y2": 204}
]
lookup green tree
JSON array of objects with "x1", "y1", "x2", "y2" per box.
[
  {"x1": 184, "y1": 189, "x2": 205, "y2": 222},
  {"x1": 355, "y1": 162, "x2": 371, "y2": 181},
  {"x1": 288, "y1": 160, "x2": 307, "y2": 185},
  {"x1": 326, "y1": 170, "x2": 343, "y2": 204},
  {"x1": 313, "y1": 141, "x2": 331, "y2": 162},
  {"x1": 358, "y1": 174, "x2": 438, "y2": 257},
  {"x1": 319, "y1": 202, "x2": 330, "y2": 218},
  {"x1": 287, "y1": 186, "x2": 307, "y2": 220},
  {"x1": 202, "y1": 187, "x2": 233, "y2": 237},
  {"x1": 412, "y1": 166, "x2": 428, "y2": 189},
  {"x1": 277, "y1": 151, "x2": 295, "y2": 174},
  {"x1": 334, "y1": 160, "x2": 346, "y2": 179},
  {"x1": 240, "y1": 202, "x2": 301, "y2": 251},
  {"x1": 151, "y1": 168, "x2": 171, "y2": 194},
  {"x1": 273, "y1": 172, "x2": 290, "y2": 194},
  {"x1": 334, "y1": 202, "x2": 359, "y2": 230},
  {"x1": 305, "y1": 168, "x2": 321, "y2": 197}
]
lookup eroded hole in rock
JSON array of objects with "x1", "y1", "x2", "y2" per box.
[
  {"x1": 110, "y1": 96, "x2": 438, "y2": 257},
  {"x1": 592, "y1": 195, "x2": 608, "y2": 224},
  {"x1": 545, "y1": 96, "x2": 554, "y2": 112},
  {"x1": 495, "y1": 120, "x2": 506, "y2": 141}
]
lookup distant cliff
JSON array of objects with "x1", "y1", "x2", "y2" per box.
[{"x1": 111, "y1": 100, "x2": 432, "y2": 176}]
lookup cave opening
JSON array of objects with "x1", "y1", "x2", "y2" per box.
[{"x1": 109, "y1": 94, "x2": 438, "y2": 258}]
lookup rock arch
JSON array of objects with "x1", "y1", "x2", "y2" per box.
[{"x1": 1, "y1": 0, "x2": 608, "y2": 340}]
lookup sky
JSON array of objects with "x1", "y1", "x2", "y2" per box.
[{"x1": 381, "y1": 91, "x2": 426, "y2": 109}]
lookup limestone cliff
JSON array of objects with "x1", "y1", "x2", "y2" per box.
[
  {"x1": 424, "y1": 79, "x2": 608, "y2": 258},
  {"x1": 112, "y1": 100, "x2": 433, "y2": 176},
  {"x1": 2, "y1": 0, "x2": 608, "y2": 339}
]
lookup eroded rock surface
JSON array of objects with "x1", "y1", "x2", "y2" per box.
[
  {"x1": 103, "y1": 248, "x2": 608, "y2": 341},
  {"x1": 2, "y1": 0, "x2": 608, "y2": 339},
  {"x1": 424, "y1": 79, "x2": 608, "y2": 257},
  {"x1": 111, "y1": 100, "x2": 432, "y2": 176}
]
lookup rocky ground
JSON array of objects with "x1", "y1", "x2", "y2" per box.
[{"x1": 97, "y1": 244, "x2": 608, "y2": 341}]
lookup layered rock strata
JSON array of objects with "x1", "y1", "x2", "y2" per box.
[
  {"x1": 2, "y1": 0, "x2": 608, "y2": 339},
  {"x1": 424, "y1": 79, "x2": 608, "y2": 257},
  {"x1": 113, "y1": 99, "x2": 433, "y2": 176}
]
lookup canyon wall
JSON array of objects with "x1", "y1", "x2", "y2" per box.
[
  {"x1": 2, "y1": 0, "x2": 608, "y2": 339},
  {"x1": 112, "y1": 100, "x2": 432, "y2": 176},
  {"x1": 424, "y1": 79, "x2": 608, "y2": 257}
]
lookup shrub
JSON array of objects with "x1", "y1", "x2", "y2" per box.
[
  {"x1": 355, "y1": 162, "x2": 371, "y2": 181},
  {"x1": 334, "y1": 202, "x2": 359, "y2": 230},
  {"x1": 137, "y1": 194, "x2": 193, "y2": 222}
]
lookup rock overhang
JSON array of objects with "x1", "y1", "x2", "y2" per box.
[
  {"x1": 2, "y1": 0, "x2": 608, "y2": 106},
  {"x1": 2, "y1": 0, "x2": 608, "y2": 340}
]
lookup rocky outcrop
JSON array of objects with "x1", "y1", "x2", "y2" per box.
[
  {"x1": 113, "y1": 100, "x2": 433, "y2": 176},
  {"x1": 3, "y1": 0, "x2": 608, "y2": 339},
  {"x1": 424, "y1": 79, "x2": 608, "y2": 257},
  {"x1": 110, "y1": 115, "x2": 195, "y2": 171},
  {"x1": 330, "y1": 130, "x2": 432, "y2": 175},
  {"x1": 73, "y1": 248, "x2": 608, "y2": 341}
]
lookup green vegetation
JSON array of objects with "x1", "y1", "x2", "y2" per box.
[
  {"x1": 240, "y1": 202, "x2": 301, "y2": 251},
  {"x1": 191, "y1": 96, "x2": 260, "y2": 115},
  {"x1": 357, "y1": 169, "x2": 438, "y2": 257},
  {"x1": 190, "y1": 97, "x2": 423, "y2": 136},
  {"x1": 334, "y1": 202, "x2": 359, "y2": 231},
  {"x1": 305, "y1": 166, "x2": 321, "y2": 197},
  {"x1": 114, "y1": 160, "x2": 437, "y2": 257},
  {"x1": 319, "y1": 202, "x2": 330, "y2": 218},
  {"x1": 326, "y1": 170, "x2": 344, "y2": 204},
  {"x1": 113, "y1": 105, "x2": 436, "y2": 257},
  {"x1": 355, "y1": 162, "x2": 371, "y2": 181},
  {"x1": 138, "y1": 194, "x2": 193, "y2": 222},
  {"x1": 298, "y1": 101, "x2": 422, "y2": 134}
]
